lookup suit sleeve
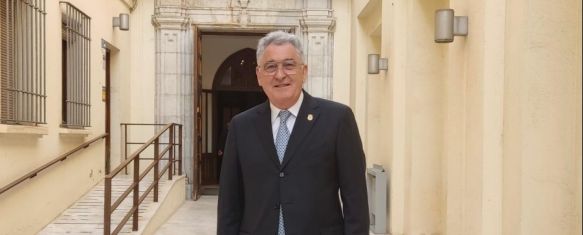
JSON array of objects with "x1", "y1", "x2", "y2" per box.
[
  {"x1": 217, "y1": 119, "x2": 244, "y2": 235},
  {"x1": 336, "y1": 107, "x2": 370, "y2": 235}
]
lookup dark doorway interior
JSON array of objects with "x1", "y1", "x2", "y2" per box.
[
  {"x1": 215, "y1": 90, "x2": 266, "y2": 149},
  {"x1": 214, "y1": 90, "x2": 266, "y2": 179},
  {"x1": 200, "y1": 47, "x2": 266, "y2": 189}
]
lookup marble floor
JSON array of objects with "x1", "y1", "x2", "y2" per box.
[
  {"x1": 155, "y1": 195, "x2": 380, "y2": 235},
  {"x1": 155, "y1": 196, "x2": 218, "y2": 235}
]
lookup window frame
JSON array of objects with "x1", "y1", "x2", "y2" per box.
[
  {"x1": 60, "y1": 1, "x2": 91, "y2": 129},
  {"x1": 0, "y1": 0, "x2": 47, "y2": 125}
]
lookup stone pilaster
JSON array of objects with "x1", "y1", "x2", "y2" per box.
[
  {"x1": 152, "y1": 15, "x2": 195, "y2": 198},
  {"x1": 300, "y1": 10, "x2": 335, "y2": 99}
]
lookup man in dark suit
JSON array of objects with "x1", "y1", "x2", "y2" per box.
[{"x1": 218, "y1": 31, "x2": 369, "y2": 235}]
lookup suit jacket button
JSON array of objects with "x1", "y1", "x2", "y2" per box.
[{"x1": 279, "y1": 172, "x2": 285, "y2": 178}]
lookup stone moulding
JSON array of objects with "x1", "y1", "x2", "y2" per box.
[{"x1": 152, "y1": 15, "x2": 191, "y2": 30}]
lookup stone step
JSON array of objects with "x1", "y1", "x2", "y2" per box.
[{"x1": 39, "y1": 175, "x2": 171, "y2": 235}]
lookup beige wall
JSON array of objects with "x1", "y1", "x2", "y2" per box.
[
  {"x1": 122, "y1": 0, "x2": 159, "y2": 172},
  {"x1": 335, "y1": 0, "x2": 582, "y2": 234},
  {"x1": 331, "y1": 0, "x2": 352, "y2": 106},
  {"x1": 129, "y1": 0, "x2": 156, "y2": 126},
  {"x1": 502, "y1": 0, "x2": 582, "y2": 234},
  {"x1": 0, "y1": 0, "x2": 131, "y2": 234},
  {"x1": 344, "y1": 0, "x2": 448, "y2": 233}
]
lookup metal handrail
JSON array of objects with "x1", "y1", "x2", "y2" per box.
[
  {"x1": 0, "y1": 133, "x2": 109, "y2": 195},
  {"x1": 104, "y1": 123, "x2": 183, "y2": 235}
]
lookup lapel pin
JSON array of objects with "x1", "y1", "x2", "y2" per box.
[{"x1": 307, "y1": 114, "x2": 313, "y2": 121}]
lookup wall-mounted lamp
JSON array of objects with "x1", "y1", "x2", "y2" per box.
[
  {"x1": 112, "y1": 13, "x2": 129, "y2": 31},
  {"x1": 368, "y1": 54, "x2": 388, "y2": 74},
  {"x1": 434, "y1": 9, "x2": 468, "y2": 43}
]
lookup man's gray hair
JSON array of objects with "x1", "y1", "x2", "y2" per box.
[{"x1": 256, "y1": 31, "x2": 304, "y2": 63}]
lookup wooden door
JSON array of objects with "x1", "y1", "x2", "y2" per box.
[
  {"x1": 193, "y1": 26, "x2": 203, "y2": 200},
  {"x1": 104, "y1": 49, "x2": 112, "y2": 174}
]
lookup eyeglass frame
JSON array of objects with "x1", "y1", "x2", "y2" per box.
[{"x1": 257, "y1": 59, "x2": 305, "y2": 76}]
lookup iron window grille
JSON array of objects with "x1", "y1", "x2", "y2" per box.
[
  {"x1": 60, "y1": 1, "x2": 90, "y2": 128},
  {"x1": 0, "y1": 0, "x2": 47, "y2": 125}
]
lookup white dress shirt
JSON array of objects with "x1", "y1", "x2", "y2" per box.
[{"x1": 270, "y1": 92, "x2": 304, "y2": 142}]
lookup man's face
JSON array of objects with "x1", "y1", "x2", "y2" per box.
[{"x1": 256, "y1": 42, "x2": 307, "y2": 109}]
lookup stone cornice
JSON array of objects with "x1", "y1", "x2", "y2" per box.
[
  {"x1": 152, "y1": 15, "x2": 191, "y2": 30},
  {"x1": 300, "y1": 17, "x2": 336, "y2": 33},
  {"x1": 300, "y1": 8, "x2": 335, "y2": 33}
]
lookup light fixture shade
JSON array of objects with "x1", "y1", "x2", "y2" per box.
[
  {"x1": 119, "y1": 14, "x2": 129, "y2": 30},
  {"x1": 435, "y1": 9, "x2": 455, "y2": 43},
  {"x1": 435, "y1": 9, "x2": 468, "y2": 43},
  {"x1": 368, "y1": 54, "x2": 380, "y2": 74},
  {"x1": 368, "y1": 54, "x2": 388, "y2": 74},
  {"x1": 113, "y1": 13, "x2": 129, "y2": 31}
]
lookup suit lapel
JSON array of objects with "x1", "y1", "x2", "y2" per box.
[
  {"x1": 281, "y1": 92, "x2": 320, "y2": 169},
  {"x1": 255, "y1": 101, "x2": 281, "y2": 168}
]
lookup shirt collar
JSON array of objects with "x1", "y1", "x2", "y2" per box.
[{"x1": 270, "y1": 92, "x2": 304, "y2": 123}]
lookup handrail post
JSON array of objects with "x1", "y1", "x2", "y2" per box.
[
  {"x1": 169, "y1": 125, "x2": 175, "y2": 180},
  {"x1": 132, "y1": 155, "x2": 139, "y2": 231},
  {"x1": 154, "y1": 138, "x2": 159, "y2": 202},
  {"x1": 124, "y1": 124, "x2": 128, "y2": 175},
  {"x1": 106, "y1": 134, "x2": 111, "y2": 175},
  {"x1": 179, "y1": 124, "x2": 183, "y2": 176},
  {"x1": 104, "y1": 177, "x2": 112, "y2": 235}
]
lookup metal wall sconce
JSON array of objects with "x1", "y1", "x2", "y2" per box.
[
  {"x1": 368, "y1": 54, "x2": 388, "y2": 74},
  {"x1": 434, "y1": 9, "x2": 468, "y2": 43},
  {"x1": 112, "y1": 13, "x2": 129, "y2": 31}
]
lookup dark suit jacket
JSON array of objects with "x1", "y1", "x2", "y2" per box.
[{"x1": 218, "y1": 92, "x2": 369, "y2": 235}]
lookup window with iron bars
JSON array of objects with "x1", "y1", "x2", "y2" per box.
[
  {"x1": 61, "y1": 2, "x2": 91, "y2": 128},
  {"x1": 0, "y1": 0, "x2": 47, "y2": 125}
]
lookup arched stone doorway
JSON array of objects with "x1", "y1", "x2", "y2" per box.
[
  {"x1": 213, "y1": 48, "x2": 266, "y2": 141},
  {"x1": 200, "y1": 48, "x2": 266, "y2": 190}
]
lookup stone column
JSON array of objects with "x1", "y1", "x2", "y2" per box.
[
  {"x1": 300, "y1": 10, "x2": 335, "y2": 99},
  {"x1": 152, "y1": 15, "x2": 194, "y2": 198}
]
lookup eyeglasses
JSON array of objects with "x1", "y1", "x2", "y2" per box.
[{"x1": 259, "y1": 59, "x2": 303, "y2": 75}]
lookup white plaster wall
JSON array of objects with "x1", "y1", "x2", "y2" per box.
[{"x1": 0, "y1": 0, "x2": 131, "y2": 234}]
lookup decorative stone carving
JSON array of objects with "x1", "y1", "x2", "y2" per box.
[{"x1": 237, "y1": 0, "x2": 249, "y2": 26}]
